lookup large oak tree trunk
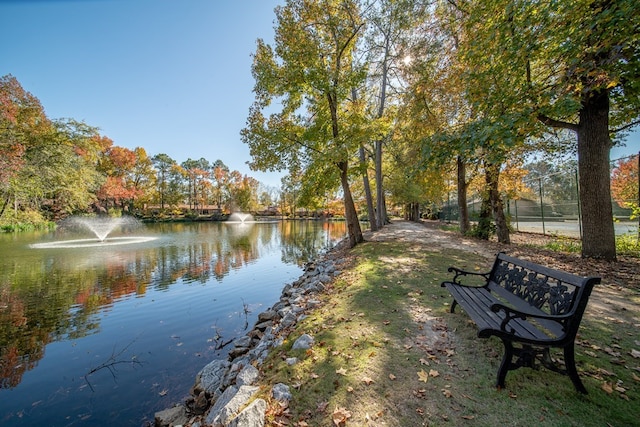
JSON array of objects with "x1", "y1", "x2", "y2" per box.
[
  {"x1": 338, "y1": 161, "x2": 364, "y2": 248},
  {"x1": 578, "y1": 89, "x2": 616, "y2": 260}
]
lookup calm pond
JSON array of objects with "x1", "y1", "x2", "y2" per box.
[{"x1": 0, "y1": 219, "x2": 347, "y2": 426}]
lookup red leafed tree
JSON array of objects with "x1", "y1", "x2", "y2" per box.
[
  {"x1": 611, "y1": 155, "x2": 639, "y2": 216},
  {"x1": 0, "y1": 75, "x2": 48, "y2": 218},
  {"x1": 96, "y1": 146, "x2": 142, "y2": 212}
]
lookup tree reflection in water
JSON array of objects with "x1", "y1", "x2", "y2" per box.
[{"x1": 0, "y1": 220, "x2": 346, "y2": 425}]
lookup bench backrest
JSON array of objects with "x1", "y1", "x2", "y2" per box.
[{"x1": 489, "y1": 253, "x2": 600, "y2": 322}]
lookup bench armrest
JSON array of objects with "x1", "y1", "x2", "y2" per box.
[
  {"x1": 444, "y1": 266, "x2": 490, "y2": 286},
  {"x1": 490, "y1": 303, "x2": 571, "y2": 333}
]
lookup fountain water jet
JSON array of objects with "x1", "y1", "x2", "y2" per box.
[
  {"x1": 30, "y1": 216, "x2": 156, "y2": 249},
  {"x1": 227, "y1": 212, "x2": 255, "y2": 223}
]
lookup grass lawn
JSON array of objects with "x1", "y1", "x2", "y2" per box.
[{"x1": 253, "y1": 226, "x2": 639, "y2": 427}]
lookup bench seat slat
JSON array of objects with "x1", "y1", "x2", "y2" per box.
[{"x1": 443, "y1": 282, "x2": 552, "y2": 342}]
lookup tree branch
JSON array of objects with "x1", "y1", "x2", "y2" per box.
[
  {"x1": 537, "y1": 113, "x2": 579, "y2": 133},
  {"x1": 611, "y1": 119, "x2": 640, "y2": 133}
]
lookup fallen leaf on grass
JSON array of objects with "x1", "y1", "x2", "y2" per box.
[
  {"x1": 442, "y1": 389, "x2": 452, "y2": 398},
  {"x1": 336, "y1": 368, "x2": 347, "y2": 376},
  {"x1": 419, "y1": 358, "x2": 430, "y2": 366},
  {"x1": 417, "y1": 369, "x2": 429, "y2": 383},
  {"x1": 389, "y1": 373, "x2": 397, "y2": 380},
  {"x1": 631, "y1": 349, "x2": 640, "y2": 359},
  {"x1": 332, "y1": 407, "x2": 352, "y2": 426},
  {"x1": 362, "y1": 376, "x2": 374, "y2": 385},
  {"x1": 158, "y1": 389, "x2": 168, "y2": 396},
  {"x1": 604, "y1": 347, "x2": 621, "y2": 357},
  {"x1": 429, "y1": 369, "x2": 440, "y2": 378},
  {"x1": 602, "y1": 382, "x2": 614, "y2": 394}
]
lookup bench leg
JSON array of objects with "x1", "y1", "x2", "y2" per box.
[
  {"x1": 564, "y1": 344, "x2": 588, "y2": 394},
  {"x1": 450, "y1": 299, "x2": 458, "y2": 313},
  {"x1": 496, "y1": 339, "x2": 514, "y2": 390}
]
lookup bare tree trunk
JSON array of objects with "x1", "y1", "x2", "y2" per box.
[
  {"x1": 338, "y1": 161, "x2": 364, "y2": 247},
  {"x1": 485, "y1": 162, "x2": 510, "y2": 244},
  {"x1": 0, "y1": 195, "x2": 9, "y2": 219},
  {"x1": 476, "y1": 194, "x2": 493, "y2": 240},
  {"x1": 457, "y1": 156, "x2": 470, "y2": 235},
  {"x1": 375, "y1": 139, "x2": 388, "y2": 225},
  {"x1": 359, "y1": 144, "x2": 378, "y2": 231}
]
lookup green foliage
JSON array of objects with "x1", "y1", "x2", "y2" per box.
[
  {"x1": 616, "y1": 232, "x2": 640, "y2": 257},
  {"x1": 544, "y1": 236, "x2": 582, "y2": 254},
  {"x1": 0, "y1": 208, "x2": 55, "y2": 232}
]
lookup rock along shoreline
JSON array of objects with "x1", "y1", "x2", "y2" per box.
[{"x1": 153, "y1": 240, "x2": 349, "y2": 427}]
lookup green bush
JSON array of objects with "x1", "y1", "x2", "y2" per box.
[
  {"x1": 616, "y1": 232, "x2": 640, "y2": 257},
  {"x1": 0, "y1": 209, "x2": 56, "y2": 232}
]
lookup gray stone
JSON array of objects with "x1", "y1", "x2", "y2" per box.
[
  {"x1": 192, "y1": 390, "x2": 209, "y2": 415},
  {"x1": 229, "y1": 346, "x2": 250, "y2": 359},
  {"x1": 285, "y1": 357, "x2": 298, "y2": 365},
  {"x1": 198, "y1": 359, "x2": 231, "y2": 395},
  {"x1": 228, "y1": 398, "x2": 267, "y2": 427},
  {"x1": 208, "y1": 385, "x2": 260, "y2": 426},
  {"x1": 258, "y1": 309, "x2": 278, "y2": 321},
  {"x1": 318, "y1": 273, "x2": 332, "y2": 283},
  {"x1": 205, "y1": 385, "x2": 238, "y2": 426},
  {"x1": 154, "y1": 405, "x2": 189, "y2": 427},
  {"x1": 236, "y1": 364, "x2": 259, "y2": 386},
  {"x1": 272, "y1": 383, "x2": 292, "y2": 402},
  {"x1": 280, "y1": 311, "x2": 298, "y2": 328},
  {"x1": 292, "y1": 333, "x2": 314, "y2": 350},
  {"x1": 253, "y1": 320, "x2": 273, "y2": 331},
  {"x1": 233, "y1": 335, "x2": 252, "y2": 348}
]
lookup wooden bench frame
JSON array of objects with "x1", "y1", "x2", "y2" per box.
[{"x1": 441, "y1": 252, "x2": 600, "y2": 394}]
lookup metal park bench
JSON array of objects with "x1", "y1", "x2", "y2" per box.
[{"x1": 441, "y1": 252, "x2": 600, "y2": 393}]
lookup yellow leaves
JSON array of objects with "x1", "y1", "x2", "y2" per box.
[
  {"x1": 388, "y1": 373, "x2": 397, "y2": 381},
  {"x1": 336, "y1": 367, "x2": 347, "y2": 376},
  {"x1": 602, "y1": 381, "x2": 629, "y2": 399},
  {"x1": 417, "y1": 369, "x2": 430, "y2": 383}
]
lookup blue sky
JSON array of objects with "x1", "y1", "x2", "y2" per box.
[
  {"x1": 0, "y1": 0, "x2": 286, "y2": 187},
  {"x1": 1, "y1": 0, "x2": 638, "y2": 191}
]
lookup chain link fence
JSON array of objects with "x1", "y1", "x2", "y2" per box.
[{"x1": 441, "y1": 153, "x2": 639, "y2": 239}]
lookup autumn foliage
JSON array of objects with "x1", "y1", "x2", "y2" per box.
[{"x1": 611, "y1": 155, "x2": 639, "y2": 215}]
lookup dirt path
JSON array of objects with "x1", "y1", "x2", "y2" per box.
[{"x1": 362, "y1": 220, "x2": 640, "y2": 325}]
